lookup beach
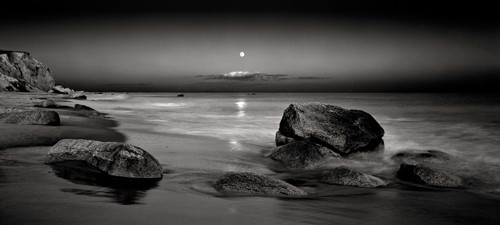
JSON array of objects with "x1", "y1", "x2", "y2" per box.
[{"x1": 1, "y1": 92, "x2": 500, "y2": 225}]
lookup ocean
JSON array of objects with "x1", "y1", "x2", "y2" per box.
[{"x1": 68, "y1": 93, "x2": 500, "y2": 224}]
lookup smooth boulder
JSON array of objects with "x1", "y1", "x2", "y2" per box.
[
  {"x1": 319, "y1": 167, "x2": 386, "y2": 187},
  {"x1": 392, "y1": 150, "x2": 451, "y2": 165},
  {"x1": 397, "y1": 163, "x2": 463, "y2": 188},
  {"x1": 214, "y1": 172, "x2": 307, "y2": 196},
  {"x1": 278, "y1": 103, "x2": 384, "y2": 155},
  {"x1": 270, "y1": 140, "x2": 340, "y2": 169},
  {"x1": 0, "y1": 110, "x2": 60, "y2": 125},
  {"x1": 45, "y1": 139, "x2": 163, "y2": 179}
]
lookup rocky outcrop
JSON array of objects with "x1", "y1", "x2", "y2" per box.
[
  {"x1": 45, "y1": 139, "x2": 163, "y2": 179},
  {"x1": 392, "y1": 150, "x2": 451, "y2": 165},
  {"x1": 319, "y1": 167, "x2": 386, "y2": 187},
  {"x1": 214, "y1": 172, "x2": 307, "y2": 196},
  {"x1": 278, "y1": 103, "x2": 384, "y2": 155},
  {"x1": 270, "y1": 140, "x2": 340, "y2": 169},
  {"x1": 0, "y1": 50, "x2": 55, "y2": 92},
  {"x1": 397, "y1": 163, "x2": 463, "y2": 188},
  {"x1": 0, "y1": 110, "x2": 60, "y2": 125}
]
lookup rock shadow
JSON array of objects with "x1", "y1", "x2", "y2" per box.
[{"x1": 50, "y1": 161, "x2": 160, "y2": 205}]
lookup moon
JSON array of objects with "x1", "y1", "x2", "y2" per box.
[{"x1": 240, "y1": 51, "x2": 245, "y2": 57}]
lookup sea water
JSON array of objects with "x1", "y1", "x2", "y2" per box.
[{"x1": 79, "y1": 92, "x2": 500, "y2": 224}]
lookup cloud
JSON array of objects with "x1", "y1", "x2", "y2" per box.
[{"x1": 196, "y1": 71, "x2": 326, "y2": 82}]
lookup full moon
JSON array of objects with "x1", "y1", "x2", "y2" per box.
[{"x1": 240, "y1": 51, "x2": 245, "y2": 57}]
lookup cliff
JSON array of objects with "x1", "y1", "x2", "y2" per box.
[{"x1": 0, "y1": 50, "x2": 55, "y2": 92}]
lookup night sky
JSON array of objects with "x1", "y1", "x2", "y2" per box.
[{"x1": 1, "y1": 1, "x2": 499, "y2": 92}]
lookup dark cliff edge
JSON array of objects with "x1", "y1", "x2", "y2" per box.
[{"x1": 0, "y1": 50, "x2": 55, "y2": 92}]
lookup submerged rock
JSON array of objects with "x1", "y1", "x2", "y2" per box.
[
  {"x1": 0, "y1": 110, "x2": 60, "y2": 125},
  {"x1": 0, "y1": 50, "x2": 55, "y2": 92},
  {"x1": 214, "y1": 172, "x2": 307, "y2": 196},
  {"x1": 45, "y1": 139, "x2": 163, "y2": 179},
  {"x1": 270, "y1": 140, "x2": 340, "y2": 169},
  {"x1": 319, "y1": 167, "x2": 386, "y2": 187},
  {"x1": 397, "y1": 163, "x2": 463, "y2": 188},
  {"x1": 278, "y1": 103, "x2": 384, "y2": 155}
]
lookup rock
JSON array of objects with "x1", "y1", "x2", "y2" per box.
[
  {"x1": 45, "y1": 139, "x2": 163, "y2": 179},
  {"x1": 75, "y1": 104, "x2": 95, "y2": 111},
  {"x1": 214, "y1": 172, "x2": 307, "y2": 196},
  {"x1": 392, "y1": 150, "x2": 451, "y2": 165},
  {"x1": 51, "y1": 85, "x2": 74, "y2": 94},
  {"x1": 0, "y1": 50, "x2": 55, "y2": 92},
  {"x1": 35, "y1": 98, "x2": 58, "y2": 108},
  {"x1": 0, "y1": 110, "x2": 60, "y2": 125},
  {"x1": 319, "y1": 167, "x2": 386, "y2": 187},
  {"x1": 275, "y1": 131, "x2": 295, "y2": 146},
  {"x1": 397, "y1": 163, "x2": 463, "y2": 188},
  {"x1": 74, "y1": 104, "x2": 105, "y2": 118},
  {"x1": 278, "y1": 103, "x2": 384, "y2": 155},
  {"x1": 270, "y1": 140, "x2": 340, "y2": 169},
  {"x1": 70, "y1": 92, "x2": 87, "y2": 100}
]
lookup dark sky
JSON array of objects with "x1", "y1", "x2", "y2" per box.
[{"x1": 1, "y1": 1, "x2": 499, "y2": 92}]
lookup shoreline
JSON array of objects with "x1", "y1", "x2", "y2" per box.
[{"x1": 0, "y1": 92, "x2": 126, "y2": 149}]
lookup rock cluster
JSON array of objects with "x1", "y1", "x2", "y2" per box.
[
  {"x1": 270, "y1": 103, "x2": 384, "y2": 169},
  {"x1": 45, "y1": 139, "x2": 163, "y2": 179}
]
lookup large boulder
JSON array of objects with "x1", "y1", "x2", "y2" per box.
[
  {"x1": 0, "y1": 50, "x2": 55, "y2": 92},
  {"x1": 45, "y1": 139, "x2": 163, "y2": 179},
  {"x1": 0, "y1": 110, "x2": 60, "y2": 125},
  {"x1": 392, "y1": 150, "x2": 451, "y2": 165},
  {"x1": 270, "y1": 140, "x2": 340, "y2": 169},
  {"x1": 319, "y1": 167, "x2": 386, "y2": 187},
  {"x1": 214, "y1": 172, "x2": 307, "y2": 196},
  {"x1": 278, "y1": 103, "x2": 384, "y2": 155},
  {"x1": 397, "y1": 163, "x2": 463, "y2": 188}
]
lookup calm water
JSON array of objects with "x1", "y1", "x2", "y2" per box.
[{"x1": 65, "y1": 93, "x2": 500, "y2": 224}]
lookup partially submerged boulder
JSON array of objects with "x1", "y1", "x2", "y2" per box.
[
  {"x1": 397, "y1": 163, "x2": 463, "y2": 188},
  {"x1": 0, "y1": 110, "x2": 60, "y2": 125},
  {"x1": 319, "y1": 167, "x2": 386, "y2": 187},
  {"x1": 278, "y1": 103, "x2": 384, "y2": 155},
  {"x1": 214, "y1": 172, "x2": 307, "y2": 196},
  {"x1": 270, "y1": 140, "x2": 340, "y2": 169},
  {"x1": 74, "y1": 104, "x2": 105, "y2": 118},
  {"x1": 392, "y1": 150, "x2": 451, "y2": 165},
  {"x1": 45, "y1": 139, "x2": 163, "y2": 179}
]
